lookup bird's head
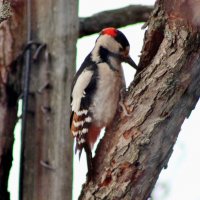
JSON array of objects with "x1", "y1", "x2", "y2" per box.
[{"x1": 92, "y1": 27, "x2": 137, "y2": 69}]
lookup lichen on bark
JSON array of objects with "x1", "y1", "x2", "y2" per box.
[{"x1": 0, "y1": 1, "x2": 11, "y2": 23}]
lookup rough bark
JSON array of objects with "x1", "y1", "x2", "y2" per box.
[
  {"x1": 79, "y1": 0, "x2": 200, "y2": 199},
  {"x1": 0, "y1": 0, "x2": 11, "y2": 24},
  {"x1": 0, "y1": 1, "x2": 26, "y2": 199},
  {"x1": 79, "y1": 5, "x2": 153, "y2": 37},
  {"x1": 0, "y1": 2, "x2": 152, "y2": 200},
  {"x1": 20, "y1": 0, "x2": 78, "y2": 200}
]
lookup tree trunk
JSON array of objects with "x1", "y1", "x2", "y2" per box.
[
  {"x1": 20, "y1": 0, "x2": 78, "y2": 200},
  {"x1": 0, "y1": 1, "x2": 26, "y2": 199},
  {"x1": 79, "y1": 0, "x2": 200, "y2": 199}
]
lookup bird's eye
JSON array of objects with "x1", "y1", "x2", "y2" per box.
[{"x1": 119, "y1": 47, "x2": 123, "y2": 52}]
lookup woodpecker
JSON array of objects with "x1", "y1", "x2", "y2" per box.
[{"x1": 70, "y1": 27, "x2": 137, "y2": 177}]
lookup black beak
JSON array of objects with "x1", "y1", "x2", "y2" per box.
[{"x1": 123, "y1": 55, "x2": 138, "y2": 70}]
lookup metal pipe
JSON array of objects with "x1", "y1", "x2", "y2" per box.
[{"x1": 19, "y1": 0, "x2": 32, "y2": 199}]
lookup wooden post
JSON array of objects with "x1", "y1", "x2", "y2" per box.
[{"x1": 20, "y1": 0, "x2": 78, "y2": 199}]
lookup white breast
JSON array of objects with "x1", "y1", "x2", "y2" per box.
[{"x1": 90, "y1": 62, "x2": 125, "y2": 127}]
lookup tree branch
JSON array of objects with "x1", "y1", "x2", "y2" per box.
[
  {"x1": 0, "y1": 1, "x2": 11, "y2": 23},
  {"x1": 79, "y1": 5, "x2": 153, "y2": 37},
  {"x1": 79, "y1": 1, "x2": 200, "y2": 199}
]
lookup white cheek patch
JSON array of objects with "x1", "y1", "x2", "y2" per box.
[{"x1": 92, "y1": 34, "x2": 122, "y2": 62}]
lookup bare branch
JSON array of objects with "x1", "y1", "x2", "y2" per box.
[
  {"x1": 79, "y1": 5, "x2": 153, "y2": 37},
  {"x1": 0, "y1": 1, "x2": 11, "y2": 23}
]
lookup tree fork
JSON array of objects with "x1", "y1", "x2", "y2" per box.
[{"x1": 79, "y1": 0, "x2": 200, "y2": 199}]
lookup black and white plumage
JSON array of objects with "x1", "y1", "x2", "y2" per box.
[{"x1": 70, "y1": 27, "x2": 137, "y2": 176}]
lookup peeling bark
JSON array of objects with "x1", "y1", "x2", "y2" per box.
[
  {"x1": 79, "y1": 5, "x2": 153, "y2": 37},
  {"x1": 0, "y1": 1, "x2": 26, "y2": 199},
  {"x1": 79, "y1": 0, "x2": 200, "y2": 199}
]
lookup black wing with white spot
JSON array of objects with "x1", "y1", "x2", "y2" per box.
[{"x1": 70, "y1": 53, "x2": 98, "y2": 154}]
